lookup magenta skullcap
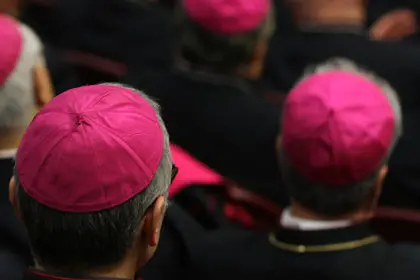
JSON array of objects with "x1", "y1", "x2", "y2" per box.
[
  {"x1": 16, "y1": 85, "x2": 164, "y2": 212},
  {"x1": 282, "y1": 71, "x2": 396, "y2": 186},
  {"x1": 0, "y1": 14, "x2": 22, "y2": 86},
  {"x1": 183, "y1": 0, "x2": 269, "y2": 34}
]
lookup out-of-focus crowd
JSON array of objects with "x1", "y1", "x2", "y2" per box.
[{"x1": 2, "y1": 0, "x2": 420, "y2": 280}]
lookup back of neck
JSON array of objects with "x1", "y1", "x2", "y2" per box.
[{"x1": 289, "y1": 202, "x2": 370, "y2": 223}]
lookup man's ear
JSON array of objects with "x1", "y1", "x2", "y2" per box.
[
  {"x1": 370, "y1": 9, "x2": 417, "y2": 41},
  {"x1": 247, "y1": 41, "x2": 269, "y2": 80},
  {"x1": 9, "y1": 176, "x2": 21, "y2": 220},
  {"x1": 357, "y1": 165, "x2": 388, "y2": 220},
  {"x1": 142, "y1": 196, "x2": 166, "y2": 247},
  {"x1": 367, "y1": 165, "x2": 388, "y2": 211},
  {"x1": 374, "y1": 165, "x2": 388, "y2": 196},
  {"x1": 33, "y1": 64, "x2": 54, "y2": 109}
]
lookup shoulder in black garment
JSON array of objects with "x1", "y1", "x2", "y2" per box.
[
  {"x1": 189, "y1": 222, "x2": 420, "y2": 280},
  {"x1": 265, "y1": 27, "x2": 420, "y2": 209},
  {"x1": 146, "y1": 69, "x2": 286, "y2": 205},
  {"x1": 0, "y1": 157, "x2": 32, "y2": 279}
]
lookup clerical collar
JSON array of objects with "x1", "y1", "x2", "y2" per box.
[
  {"x1": 280, "y1": 208, "x2": 351, "y2": 230},
  {"x1": 270, "y1": 215, "x2": 380, "y2": 253},
  {"x1": 26, "y1": 269, "x2": 137, "y2": 280}
]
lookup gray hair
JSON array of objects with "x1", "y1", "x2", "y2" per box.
[
  {"x1": 281, "y1": 58, "x2": 403, "y2": 216},
  {"x1": 0, "y1": 23, "x2": 40, "y2": 135}
]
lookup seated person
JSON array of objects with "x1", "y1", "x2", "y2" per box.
[
  {"x1": 148, "y1": 0, "x2": 287, "y2": 204},
  {"x1": 188, "y1": 59, "x2": 420, "y2": 280},
  {"x1": 8, "y1": 83, "x2": 192, "y2": 279},
  {"x1": 0, "y1": 13, "x2": 52, "y2": 279},
  {"x1": 0, "y1": 14, "x2": 53, "y2": 153},
  {"x1": 264, "y1": 0, "x2": 420, "y2": 208}
]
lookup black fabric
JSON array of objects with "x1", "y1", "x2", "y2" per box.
[
  {"x1": 22, "y1": 0, "x2": 174, "y2": 92},
  {"x1": 173, "y1": 185, "x2": 236, "y2": 229},
  {"x1": 43, "y1": 44, "x2": 83, "y2": 94},
  {"x1": 146, "y1": 70, "x2": 286, "y2": 205},
  {"x1": 263, "y1": 30, "x2": 420, "y2": 208},
  {"x1": 55, "y1": 0, "x2": 174, "y2": 93},
  {"x1": 189, "y1": 223, "x2": 420, "y2": 280},
  {"x1": 262, "y1": 0, "x2": 420, "y2": 92},
  {"x1": 139, "y1": 203, "x2": 205, "y2": 280},
  {"x1": 0, "y1": 157, "x2": 31, "y2": 279}
]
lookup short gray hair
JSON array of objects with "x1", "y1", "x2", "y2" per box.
[
  {"x1": 15, "y1": 83, "x2": 173, "y2": 273},
  {"x1": 281, "y1": 58, "x2": 402, "y2": 216}
]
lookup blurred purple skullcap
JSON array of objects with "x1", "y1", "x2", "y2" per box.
[
  {"x1": 183, "y1": 0, "x2": 270, "y2": 35},
  {"x1": 0, "y1": 14, "x2": 22, "y2": 86},
  {"x1": 282, "y1": 71, "x2": 396, "y2": 186}
]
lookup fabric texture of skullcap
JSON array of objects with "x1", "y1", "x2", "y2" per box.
[
  {"x1": 16, "y1": 84, "x2": 164, "y2": 212},
  {"x1": 282, "y1": 71, "x2": 396, "y2": 186}
]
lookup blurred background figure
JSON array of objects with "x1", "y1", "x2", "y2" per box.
[
  {"x1": 187, "y1": 59, "x2": 420, "y2": 280},
  {"x1": 0, "y1": 12, "x2": 53, "y2": 280},
  {"x1": 2, "y1": 0, "x2": 420, "y2": 279},
  {"x1": 144, "y1": 0, "x2": 287, "y2": 205},
  {"x1": 0, "y1": 14, "x2": 53, "y2": 154}
]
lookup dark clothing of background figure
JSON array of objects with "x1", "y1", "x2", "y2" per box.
[
  {"x1": 140, "y1": 203, "x2": 204, "y2": 280},
  {"x1": 21, "y1": 0, "x2": 174, "y2": 92},
  {"x1": 264, "y1": 28, "x2": 420, "y2": 209},
  {"x1": 262, "y1": 0, "x2": 420, "y2": 92},
  {"x1": 145, "y1": 69, "x2": 286, "y2": 205},
  {"x1": 0, "y1": 158, "x2": 32, "y2": 279},
  {"x1": 189, "y1": 223, "x2": 420, "y2": 280}
]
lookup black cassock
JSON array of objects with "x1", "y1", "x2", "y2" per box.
[
  {"x1": 0, "y1": 157, "x2": 32, "y2": 280},
  {"x1": 188, "y1": 222, "x2": 420, "y2": 280}
]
